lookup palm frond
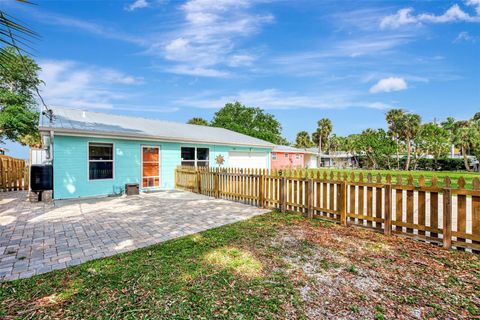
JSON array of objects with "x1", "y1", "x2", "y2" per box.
[{"x1": 0, "y1": 1, "x2": 37, "y2": 64}]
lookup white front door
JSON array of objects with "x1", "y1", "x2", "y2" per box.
[{"x1": 228, "y1": 151, "x2": 268, "y2": 169}]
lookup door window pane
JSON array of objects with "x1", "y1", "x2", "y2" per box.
[{"x1": 143, "y1": 147, "x2": 159, "y2": 161}]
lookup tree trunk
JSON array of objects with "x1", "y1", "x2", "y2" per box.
[
  {"x1": 413, "y1": 149, "x2": 419, "y2": 170},
  {"x1": 462, "y1": 146, "x2": 471, "y2": 171},
  {"x1": 395, "y1": 137, "x2": 400, "y2": 170},
  {"x1": 405, "y1": 138, "x2": 411, "y2": 171},
  {"x1": 318, "y1": 139, "x2": 322, "y2": 168}
]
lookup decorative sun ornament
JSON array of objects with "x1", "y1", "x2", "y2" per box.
[{"x1": 215, "y1": 154, "x2": 225, "y2": 166}]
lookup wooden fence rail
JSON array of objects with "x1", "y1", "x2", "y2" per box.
[
  {"x1": 0, "y1": 155, "x2": 29, "y2": 192},
  {"x1": 175, "y1": 166, "x2": 480, "y2": 252}
]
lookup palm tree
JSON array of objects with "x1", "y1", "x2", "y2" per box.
[
  {"x1": 294, "y1": 131, "x2": 313, "y2": 148},
  {"x1": 0, "y1": 1, "x2": 36, "y2": 66},
  {"x1": 386, "y1": 109, "x2": 405, "y2": 169},
  {"x1": 452, "y1": 120, "x2": 480, "y2": 171},
  {"x1": 401, "y1": 113, "x2": 421, "y2": 171},
  {"x1": 313, "y1": 118, "x2": 332, "y2": 167},
  {"x1": 187, "y1": 117, "x2": 209, "y2": 126}
]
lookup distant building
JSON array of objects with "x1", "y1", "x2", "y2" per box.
[
  {"x1": 0, "y1": 147, "x2": 8, "y2": 155},
  {"x1": 271, "y1": 145, "x2": 309, "y2": 169},
  {"x1": 305, "y1": 148, "x2": 356, "y2": 168}
]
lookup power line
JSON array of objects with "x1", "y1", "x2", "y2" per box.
[{"x1": 0, "y1": 10, "x2": 53, "y2": 122}]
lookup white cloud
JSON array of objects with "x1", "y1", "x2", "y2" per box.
[
  {"x1": 166, "y1": 65, "x2": 229, "y2": 77},
  {"x1": 28, "y1": 9, "x2": 146, "y2": 45},
  {"x1": 174, "y1": 88, "x2": 392, "y2": 110},
  {"x1": 380, "y1": 3, "x2": 480, "y2": 29},
  {"x1": 39, "y1": 60, "x2": 143, "y2": 110},
  {"x1": 125, "y1": 0, "x2": 149, "y2": 11},
  {"x1": 369, "y1": 77, "x2": 408, "y2": 93},
  {"x1": 380, "y1": 8, "x2": 418, "y2": 29},
  {"x1": 159, "y1": 0, "x2": 273, "y2": 77},
  {"x1": 227, "y1": 54, "x2": 256, "y2": 67},
  {"x1": 466, "y1": 0, "x2": 480, "y2": 14},
  {"x1": 454, "y1": 31, "x2": 478, "y2": 42}
]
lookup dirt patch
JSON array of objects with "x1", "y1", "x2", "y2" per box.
[{"x1": 271, "y1": 220, "x2": 480, "y2": 319}]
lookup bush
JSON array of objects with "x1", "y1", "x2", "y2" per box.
[{"x1": 357, "y1": 156, "x2": 469, "y2": 171}]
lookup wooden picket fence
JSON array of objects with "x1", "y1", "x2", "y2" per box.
[
  {"x1": 175, "y1": 166, "x2": 480, "y2": 252},
  {"x1": 0, "y1": 155, "x2": 29, "y2": 191}
]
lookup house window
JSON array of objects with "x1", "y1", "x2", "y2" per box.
[
  {"x1": 272, "y1": 153, "x2": 277, "y2": 160},
  {"x1": 181, "y1": 147, "x2": 209, "y2": 167},
  {"x1": 89, "y1": 143, "x2": 113, "y2": 180},
  {"x1": 295, "y1": 154, "x2": 300, "y2": 160},
  {"x1": 284, "y1": 153, "x2": 288, "y2": 158}
]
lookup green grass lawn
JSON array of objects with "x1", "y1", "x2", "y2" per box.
[
  {"x1": 282, "y1": 168, "x2": 480, "y2": 189},
  {"x1": 1, "y1": 212, "x2": 479, "y2": 319}
]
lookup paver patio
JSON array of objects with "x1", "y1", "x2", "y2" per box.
[{"x1": 0, "y1": 190, "x2": 268, "y2": 281}]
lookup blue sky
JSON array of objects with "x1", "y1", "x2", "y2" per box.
[{"x1": 2, "y1": 0, "x2": 480, "y2": 159}]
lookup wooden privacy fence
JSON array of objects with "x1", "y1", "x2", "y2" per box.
[
  {"x1": 0, "y1": 155, "x2": 29, "y2": 191},
  {"x1": 175, "y1": 166, "x2": 480, "y2": 252}
]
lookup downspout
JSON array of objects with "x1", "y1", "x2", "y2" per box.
[{"x1": 50, "y1": 130, "x2": 54, "y2": 199}]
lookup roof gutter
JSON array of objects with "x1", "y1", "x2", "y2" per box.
[{"x1": 38, "y1": 127, "x2": 275, "y2": 149}]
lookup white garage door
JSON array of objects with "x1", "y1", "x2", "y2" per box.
[{"x1": 228, "y1": 151, "x2": 268, "y2": 169}]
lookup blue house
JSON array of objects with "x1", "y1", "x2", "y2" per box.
[{"x1": 39, "y1": 108, "x2": 274, "y2": 199}]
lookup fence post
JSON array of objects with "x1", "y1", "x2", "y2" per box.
[
  {"x1": 339, "y1": 180, "x2": 347, "y2": 226},
  {"x1": 280, "y1": 176, "x2": 286, "y2": 213},
  {"x1": 214, "y1": 172, "x2": 219, "y2": 198},
  {"x1": 384, "y1": 183, "x2": 392, "y2": 235},
  {"x1": 307, "y1": 179, "x2": 314, "y2": 218},
  {"x1": 197, "y1": 171, "x2": 202, "y2": 194},
  {"x1": 442, "y1": 188, "x2": 452, "y2": 250},
  {"x1": 259, "y1": 174, "x2": 265, "y2": 208},
  {"x1": 174, "y1": 169, "x2": 178, "y2": 189}
]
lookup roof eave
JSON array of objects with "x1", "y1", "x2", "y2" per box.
[{"x1": 39, "y1": 127, "x2": 275, "y2": 149}]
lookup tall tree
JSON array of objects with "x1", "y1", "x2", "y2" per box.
[
  {"x1": 356, "y1": 129, "x2": 396, "y2": 169},
  {"x1": 0, "y1": 46, "x2": 40, "y2": 145},
  {"x1": 294, "y1": 131, "x2": 313, "y2": 148},
  {"x1": 312, "y1": 118, "x2": 332, "y2": 167},
  {"x1": 210, "y1": 101, "x2": 287, "y2": 145},
  {"x1": 452, "y1": 119, "x2": 480, "y2": 171},
  {"x1": 386, "y1": 108, "x2": 405, "y2": 169},
  {"x1": 401, "y1": 113, "x2": 421, "y2": 170},
  {"x1": 413, "y1": 123, "x2": 450, "y2": 170},
  {"x1": 187, "y1": 117, "x2": 209, "y2": 126}
]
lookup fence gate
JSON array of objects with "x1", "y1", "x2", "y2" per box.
[{"x1": 0, "y1": 155, "x2": 29, "y2": 192}]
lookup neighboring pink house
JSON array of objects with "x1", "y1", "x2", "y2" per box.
[{"x1": 271, "y1": 145, "x2": 307, "y2": 169}]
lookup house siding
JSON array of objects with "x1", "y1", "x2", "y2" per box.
[
  {"x1": 271, "y1": 152, "x2": 305, "y2": 169},
  {"x1": 53, "y1": 135, "x2": 270, "y2": 199}
]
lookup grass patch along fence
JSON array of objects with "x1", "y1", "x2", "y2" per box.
[
  {"x1": 175, "y1": 166, "x2": 480, "y2": 252},
  {"x1": 0, "y1": 155, "x2": 29, "y2": 192}
]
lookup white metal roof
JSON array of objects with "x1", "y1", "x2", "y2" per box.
[
  {"x1": 272, "y1": 145, "x2": 314, "y2": 154},
  {"x1": 39, "y1": 108, "x2": 275, "y2": 148}
]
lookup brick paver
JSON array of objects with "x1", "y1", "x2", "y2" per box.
[{"x1": 0, "y1": 191, "x2": 268, "y2": 281}]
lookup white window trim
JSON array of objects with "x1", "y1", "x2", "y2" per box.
[
  {"x1": 181, "y1": 146, "x2": 210, "y2": 167},
  {"x1": 88, "y1": 142, "x2": 114, "y2": 181}
]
